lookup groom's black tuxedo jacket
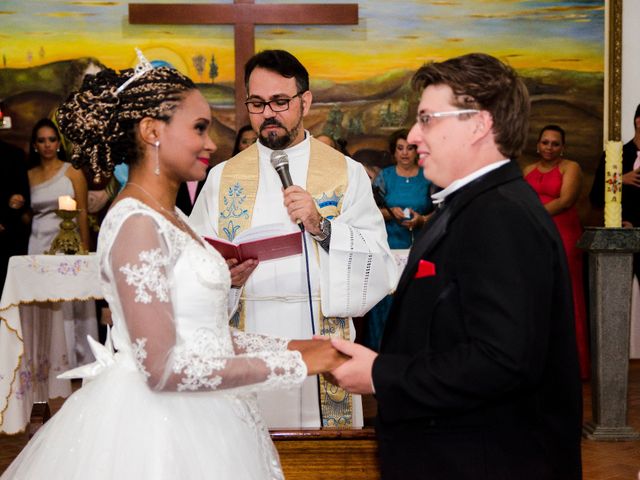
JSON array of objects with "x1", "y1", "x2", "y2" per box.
[{"x1": 372, "y1": 161, "x2": 582, "y2": 480}]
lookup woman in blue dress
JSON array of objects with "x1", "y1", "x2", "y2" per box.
[
  {"x1": 373, "y1": 129, "x2": 432, "y2": 249},
  {"x1": 365, "y1": 129, "x2": 433, "y2": 350}
]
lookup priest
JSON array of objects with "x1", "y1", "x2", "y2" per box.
[{"x1": 190, "y1": 49, "x2": 397, "y2": 429}]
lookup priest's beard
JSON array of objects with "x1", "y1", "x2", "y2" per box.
[{"x1": 259, "y1": 114, "x2": 303, "y2": 150}]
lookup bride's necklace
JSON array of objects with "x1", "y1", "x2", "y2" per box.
[{"x1": 126, "y1": 182, "x2": 190, "y2": 233}]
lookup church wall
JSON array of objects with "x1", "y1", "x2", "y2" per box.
[{"x1": 0, "y1": 0, "x2": 607, "y2": 220}]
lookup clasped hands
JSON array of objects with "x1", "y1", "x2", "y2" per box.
[{"x1": 288, "y1": 337, "x2": 378, "y2": 395}]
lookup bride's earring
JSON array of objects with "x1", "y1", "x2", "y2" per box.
[{"x1": 154, "y1": 140, "x2": 160, "y2": 176}]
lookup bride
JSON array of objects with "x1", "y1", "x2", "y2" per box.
[{"x1": 1, "y1": 52, "x2": 346, "y2": 479}]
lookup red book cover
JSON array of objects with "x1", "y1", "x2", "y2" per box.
[{"x1": 204, "y1": 230, "x2": 302, "y2": 262}]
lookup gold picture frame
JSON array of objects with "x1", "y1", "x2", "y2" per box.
[{"x1": 608, "y1": 0, "x2": 622, "y2": 141}]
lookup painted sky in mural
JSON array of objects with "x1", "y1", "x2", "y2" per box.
[{"x1": 0, "y1": 0, "x2": 603, "y2": 81}]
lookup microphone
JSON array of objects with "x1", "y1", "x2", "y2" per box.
[
  {"x1": 270, "y1": 150, "x2": 293, "y2": 188},
  {"x1": 270, "y1": 150, "x2": 304, "y2": 231}
]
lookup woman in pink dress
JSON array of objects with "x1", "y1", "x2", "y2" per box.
[{"x1": 524, "y1": 125, "x2": 589, "y2": 379}]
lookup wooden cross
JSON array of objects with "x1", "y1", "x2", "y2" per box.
[{"x1": 129, "y1": 1, "x2": 359, "y2": 129}]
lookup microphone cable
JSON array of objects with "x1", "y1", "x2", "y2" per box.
[
  {"x1": 271, "y1": 149, "x2": 316, "y2": 335},
  {"x1": 271, "y1": 147, "x2": 322, "y2": 425},
  {"x1": 298, "y1": 223, "x2": 316, "y2": 335},
  {"x1": 300, "y1": 228, "x2": 325, "y2": 427}
]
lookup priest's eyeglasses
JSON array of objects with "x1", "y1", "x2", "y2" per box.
[
  {"x1": 416, "y1": 109, "x2": 479, "y2": 129},
  {"x1": 245, "y1": 93, "x2": 303, "y2": 114}
]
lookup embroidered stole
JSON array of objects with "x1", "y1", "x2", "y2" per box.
[{"x1": 218, "y1": 138, "x2": 354, "y2": 427}]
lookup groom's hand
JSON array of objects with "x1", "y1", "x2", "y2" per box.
[{"x1": 327, "y1": 338, "x2": 377, "y2": 394}]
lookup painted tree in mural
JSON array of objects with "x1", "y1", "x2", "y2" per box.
[
  {"x1": 398, "y1": 96, "x2": 409, "y2": 126},
  {"x1": 347, "y1": 114, "x2": 364, "y2": 135},
  {"x1": 379, "y1": 98, "x2": 409, "y2": 128},
  {"x1": 323, "y1": 104, "x2": 345, "y2": 140},
  {"x1": 209, "y1": 54, "x2": 218, "y2": 84},
  {"x1": 192, "y1": 54, "x2": 206, "y2": 82}
]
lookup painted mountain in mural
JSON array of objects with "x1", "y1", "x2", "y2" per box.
[{"x1": 0, "y1": 58, "x2": 602, "y2": 179}]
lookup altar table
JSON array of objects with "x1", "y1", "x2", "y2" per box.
[{"x1": 0, "y1": 255, "x2": 101, "y2": 434}]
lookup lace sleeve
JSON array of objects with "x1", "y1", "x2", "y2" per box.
[
  {"x1": 230, "y1": 328, "x2": 290, "y2": 354},
  {"x1": 109, "y1": 212, "x2": 306, "y2": 393}
]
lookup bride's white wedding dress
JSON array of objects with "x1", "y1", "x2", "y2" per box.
[{"x1": 2, "y1": 198, "x2": 307, "y2": 479}]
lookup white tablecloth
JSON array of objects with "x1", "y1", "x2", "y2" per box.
[
  {"x1": 0, "y1": 255, "x2": 101, "y2": 434},
  {"x1": 392, "y1": 249, "x2": 409, "y2": 286}
]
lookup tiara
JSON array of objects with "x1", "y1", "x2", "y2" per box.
[{"x1": 115, "y1": 48, "x2": 154, "y2": 94}]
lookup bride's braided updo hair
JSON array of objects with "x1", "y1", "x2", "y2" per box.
[{"x1": 56, "y1": 66, "x2": 196, "y2": 181}]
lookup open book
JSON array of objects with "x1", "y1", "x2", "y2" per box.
[{"x1": 204, "y1": 223, "x2": 303, "y2": 262}]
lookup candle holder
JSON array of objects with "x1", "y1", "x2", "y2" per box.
[{"x1": 47, "y1": 209, "x2": 87, "y2": 255}]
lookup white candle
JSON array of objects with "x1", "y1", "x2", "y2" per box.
[
  {"x1": 604, "y1": 141, "x2": 622, "y2": 228},
  {"x1": 58, "y1": 195, "x2": 77, "y2": 211}
]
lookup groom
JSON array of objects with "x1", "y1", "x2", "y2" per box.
[{"x1": 328, "y1": 53, "x2": 583, "y2": 479}]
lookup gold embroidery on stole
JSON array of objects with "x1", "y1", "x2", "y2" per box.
[
  {"x1": 307, "y1": 140, "x2": 354, "y2": 427},
  {"x1": 219, "y1": 144, "x2": 259, "y2": 331}
]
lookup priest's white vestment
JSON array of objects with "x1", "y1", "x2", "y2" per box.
[{"x1": 189, "y1": 134, "x2": 397, "y2": 428}]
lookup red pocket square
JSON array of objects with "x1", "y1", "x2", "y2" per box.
[{"x1": 415, "y1": 260, "x2": 436, "y2": 279}]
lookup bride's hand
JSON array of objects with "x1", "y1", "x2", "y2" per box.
[
  {"x1": 288, "y1": 337, "x2": 331, "y2": 353},
  {"x1": 288, "y1": 339, "x2": 349, "y2": 375}
]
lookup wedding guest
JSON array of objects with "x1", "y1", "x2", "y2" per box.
[
  {"x1": 176, "y1": 166, "x2": 209, "y2": 216},
  {"x1": 2, "y1": 52, "x2": 345, "y2": 480},
  {"x1": 0, "y1": 138, "x2": 30, "y2": 293},
  {"x1": 523, "y1": 125, "x2": 589, "y2": 379},
  {"x1": 231, "y1": 124, "x2": 258, "y2": 155},
  {"x1": 352, "y1": 148, "x2": 392, "y2": 182},
  {"x1": 26, "y1": 118, "x2": 89, "y2": 253},
  {"x1": 316, "y1": 134, "x2": 350, "y2": 156},
  {"x1": 315, "y1": 134, "x2": 337, "y2": 148},
  {"x1": 25, "y1": 118, "x2": 98, "y2": 368},
  {"x1": 363, "y1": 130, "x2": 433, "y2": 350},
  {"x1": 590, "y1": 103, "x2": 640, "y2": 279},
  {"x1": 373, "y1": 128, "x2": 433, "y2": 249}
]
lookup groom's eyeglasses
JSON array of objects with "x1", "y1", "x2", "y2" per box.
[{"x1": 415, "y1": 109, "x2": 479, "y2": 130}]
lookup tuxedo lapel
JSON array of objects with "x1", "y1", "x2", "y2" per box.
[
  {"x1": 395, "y1": 161, "x2": 522, "y2": 295},
  {"x1": 395, "y1": 206, "x2": 450, "y2": 294}
]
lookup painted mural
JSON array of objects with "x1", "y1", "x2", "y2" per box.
[{"x1": 0, "y1": 0, "x2": 604, "y2": 205}]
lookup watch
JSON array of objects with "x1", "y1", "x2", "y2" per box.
[{"x1": 311, "y1": 217, "x2": 331, "y2": 242}]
